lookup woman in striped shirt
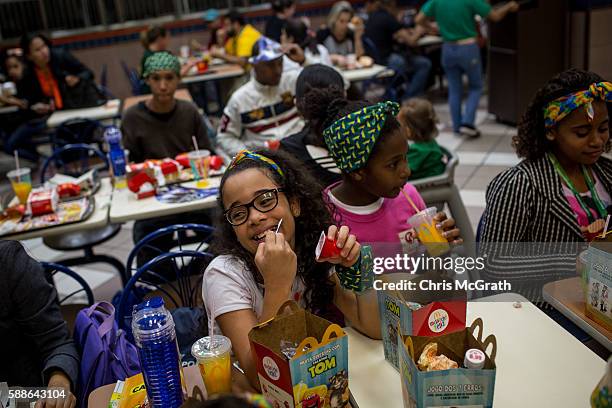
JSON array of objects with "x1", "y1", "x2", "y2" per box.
[{"x1": 481, "y1": 69, "x2": 612, "y2": 301}]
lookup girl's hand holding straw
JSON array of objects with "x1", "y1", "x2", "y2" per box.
[{"x1": 254, "y1": 229, "x2": 297, "y2": 291}]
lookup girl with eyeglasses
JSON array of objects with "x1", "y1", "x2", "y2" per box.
[{"x1": 203, "y1": 149, "x2": 380, "y2": 388}]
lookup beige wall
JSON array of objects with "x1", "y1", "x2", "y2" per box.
[{"x1": 569, "y1": 7, "x2": 612, "y2": 81}]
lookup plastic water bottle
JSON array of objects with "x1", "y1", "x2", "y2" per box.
[
  {"x1": 104, "y1": 126, "x2": 127, "y2": 189},
  {"x1": 132, "y1": 297, "x2": 184, "y2": 408}
]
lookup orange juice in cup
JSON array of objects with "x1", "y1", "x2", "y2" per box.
[
  {"x1": 191, "y1": 335, "x2": 232, "y2": 396},
  {"x1": 408, "y1": 207, "x2": 450, "y2": 256},
  {"x1": 188, "y1": 150, "x2": 210, "y2": 188},
  {"x1": 7, "y1": 168, "x2": 32, "y2": 204}
]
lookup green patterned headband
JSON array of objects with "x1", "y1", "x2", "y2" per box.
[
  {"x1": 143, "y1": 51, "x2": 181, "y2": 78},
  {"x1": 323, "y1": 101, "x2": 400, "y2": 173}
]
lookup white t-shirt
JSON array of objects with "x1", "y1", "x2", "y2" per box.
[{"x1": 202, "y1": 255, "x2": 307, "y2": 334}]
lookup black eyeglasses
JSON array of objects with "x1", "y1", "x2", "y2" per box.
[{"x1": 224, "y1": 188, "x2": 285, "y2": 226}]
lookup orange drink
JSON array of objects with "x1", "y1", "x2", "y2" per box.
[
  {"x1": 408, "y1": 207, "x2": 450, "y2": 256},
  {"x1": 7, "y1": 168, "x2": 32, "y2": 204},
  {"x1": 191, "y1": 335, "x2": 232, "y2": 396}
]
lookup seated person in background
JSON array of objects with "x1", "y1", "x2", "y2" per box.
[
  {"x1": 398, "y1": 97, "x2": 445, "y2": 180},
  {"x1": 139, "y1": 25, "x2": 169, "y2": 94},
  {"x1": 217, "y1": 37, "x2": 304, "y2": 157},
  {"x1": 1, "y1": 49, "x2": 47, "y2": 162},
  {"x1": 481, "y1": 69, "x2": 612, "y2": 300},
  {"x1": 281, "y1": 19, "x2": 332, "y2": 67},
  {"x1": 265, "y1": 0, "x2": 296, "y2": 42},
  {"x1": 0, "y1": 240, "x2": 78, "y2": 408},
  {"x1": 211, "y1": 10, "x2": 262, "y2": 67},
  {"x1": 19, "y1": 32, "x2": 103, "y2": 111},
  {"x1": 365, "y1": 0, "x2": 431, "y2": 99},
  {"x1": 121, "y1": 51, "x2": 214, "y2": 163},
  {"x1": 316, "y1": 1, "x2": 365, "y2": 67},
  {"x1": 281, "y1": 64, "x2": 344, "y2": 186},
  {"x1": 121, "y1": 52, "x2": 215, "y2": 262}
]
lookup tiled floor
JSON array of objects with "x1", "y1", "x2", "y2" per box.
[{"x1": 7, "y1": 97, "x2": 518, "y2": 302}]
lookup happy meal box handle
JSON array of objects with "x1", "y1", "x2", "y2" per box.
[
  {"x1": 276, "y1": 300, "x2": 301, "y2": 317},
  {"x1": 482, "y1": 334, "x2": 497, "y2": 364},
  {"x1": 254, "y1": 300, "x2": 301, "y2": 328},
  {"x1": 294, "y1": 337, "x2": 320, "y2": 358},
  {"x1": 404, "y1": 336, "x2": 415, "y2": 360},
  {"x1": 468, "y1": 317, "x2": 484, "y2": 342}
]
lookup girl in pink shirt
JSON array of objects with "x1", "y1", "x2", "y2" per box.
[{"x1": 312, "y1": 97, "x2": 463, "y2": 253}]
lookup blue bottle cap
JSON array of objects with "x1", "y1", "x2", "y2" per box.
[{"x1": 134, "y1": 296, "x2": 164, "y2": 312}]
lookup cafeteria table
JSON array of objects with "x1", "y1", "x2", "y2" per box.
[
  {"x1": 543, "y1": 277, "x2": 612, "y2": 351},
  {"x1": 348, "y1": 293, "x2": 605, "y2": 408},
  {"x1": 0, "y1": 178, "x2": 112, "y2": 241},
  {"x1": 339, "y1": 64, "x2": 394, "y2": 83},
  {"x1": 181, "y1": 63, "x2": 245, "y2": 85},
  {"x1": 46, "y1": 99, "x2": 121, "y2": 128},
  {"x1": 109, "y1": 177, "x2": 220, "y2": 223}
]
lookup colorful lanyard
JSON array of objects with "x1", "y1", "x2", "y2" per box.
[{"x1": 547, "y1": 153, "x2": 608, "y2": 223}]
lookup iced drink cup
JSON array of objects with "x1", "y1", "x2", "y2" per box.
[
  {"x1": 408, "y1": 207, "x2": 450, "y2": 256},
  {"x1": 187, "y1": 150, "x2": 210, "y2": 188},
  {"x1": 7, "y1": 168, "x2": 32, "y2": 205},
  {"x1": 191, "y1": 335, "x2": 232, "y2": 396}
]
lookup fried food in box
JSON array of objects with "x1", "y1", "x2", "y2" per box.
[{"x1": 417, "y1": 342, "x2": 458, "y2": 372}]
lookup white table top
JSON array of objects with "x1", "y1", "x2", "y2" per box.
[
  {"x1": 417, "y1": 35, "x2": 443, "y2": 47},
  {"x1": 340, "y1": 64, "x2": 394, "y2": 83},
  {"x1": 0, "y1": 105, "x2": 18, "y2": 114},
  {"x1": 347, "y1": 294, "x2": 605, "y2": 408},
  {"x1": 109, "y1": 177, "x2": 220, "y2": 223},
  {"x1": 4, "y1": 178, "x2": 112, "y2": 241},
  {"x1": 46, "y1": 99, "x2": 121, "y2": 128},
  {"x1": 181, "y1": 64, "x2": 245, "y2": 85}
]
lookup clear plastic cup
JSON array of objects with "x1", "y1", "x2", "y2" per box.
[
  {"x1": 187, "y1": 150, "x2": 210, "y2": 188},
  {"x1": 408, "y1": 207, "x2": 450, "y2": 257},
  {"x1": 7, "y1": 168, "x2": 32, "y2": 205},
  {"x1": 191, "y1": 335, "x2": 232, "y2": 396},
  {"x1": 577, "y1": 250, "x2": 589, "y2": 296}
]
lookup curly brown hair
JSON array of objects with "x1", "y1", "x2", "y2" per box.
[
  {"x1": 210, "y1": 149, "x2": 336, "y2": 318},
  {"x1": 513, "y1": 69, "x2": 611, "y2": 161}
]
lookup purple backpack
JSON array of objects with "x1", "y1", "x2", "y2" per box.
[{"x1": 73, "y1": 302, "x2": 141, "y2": 406}]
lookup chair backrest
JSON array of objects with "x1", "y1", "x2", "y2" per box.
[
  {"x1": 40, "y1": 143, "x2": 109, "y2": 184},
  {"x1": 42, "y1": 262, "x2": 95, "y2": 306},
  {"x1": 126, "y1": 223, "x2": 215, "y2": 278},
  {"x1": 362, "y1": 36, "x2": 381, "y2": 64},
  {"x1": 116, "y1": 250, "x2": 214, "y2": 335},
  {"x1": 54, "y1": 117, "x2": 105, "y2": 149},
  {"x1": 410, "y1": 146, "x2": 458, "y2": 190},
  {"x1": 120, "y1": 60, "x2": 143, "y2": 96}
]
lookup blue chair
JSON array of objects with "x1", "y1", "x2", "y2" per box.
[
  {"x1": 43, "y1": 262, "x2": 95, "y2": 306},
  {"x1": 43, "y1": 262, "x2": 95, "y2": 333},
  {"x1": 53, "y1": 118, "x2": 106, "y2": 151},
  {"x1": 116, "y1": 250, "x2": 214, "y2": 336},
  {"x1": 40, "y1": 144, "x2": 127, "y2": 286},
  {"x1": 120, "y1": 60, "x2": 143, "y2": 96},
  {"x1": 126, "y1": 223, "x2": 215, "y2": 279}
]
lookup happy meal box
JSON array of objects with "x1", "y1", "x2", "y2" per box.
[
  {"x1": 585, "y1": 241, "x2": 612, "y2": 330},
  {"x1": 399, "y1": 318, "x2": 497, "y2": 408},
  {"x1": 249, "y1": 301, "x2": 349, "y2": 408},
  {"x1": 377, "y1": 272, "x2": 467, "y2": 370}
]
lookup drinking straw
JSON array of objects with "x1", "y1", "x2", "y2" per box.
[
  {"x1": 192, "y1": 136, "x2": 205, "y2": 179},
  {"x1": 13, "y1": 150, "x2": 20, "y2": 182},
  {"x1": 209, "y1": 296, "x2": 215, "y2": 346},
  {"x1": 192, "y1": 135, "x2": 200, "y2": 153},
  {"x1": 400, "y1": 187, "x2": 419, "y2": 213},
  {"x1": 276, "y1": 218, "x2": 283, "y2": 234},
  {"x1": 601, "y1": 215, "x2": 611, "y2": 238}
]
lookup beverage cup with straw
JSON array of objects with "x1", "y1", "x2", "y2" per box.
[
  {"x1": 7, "y1": 151, "x2": 32, "y2": 205},
  {"x1": 189, "y1": 136, "x2": 210, "y2": 188},
  {"x1": 192, "y1": 297, "x2": 233, "y2": 396},
  {"x1": 401, "y1": 188, "x2": 450, "y2": 257}
]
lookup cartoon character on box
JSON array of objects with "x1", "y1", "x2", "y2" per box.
[
  {"x1": 601, "y1": 285, "x2": 608, "y2": 313},
  {"x1": 592, "y1": 282, "x2": 601, "y2": 308},
  {"x1": 327, "y1": 370, "x2": 349, "y2": 408}
]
